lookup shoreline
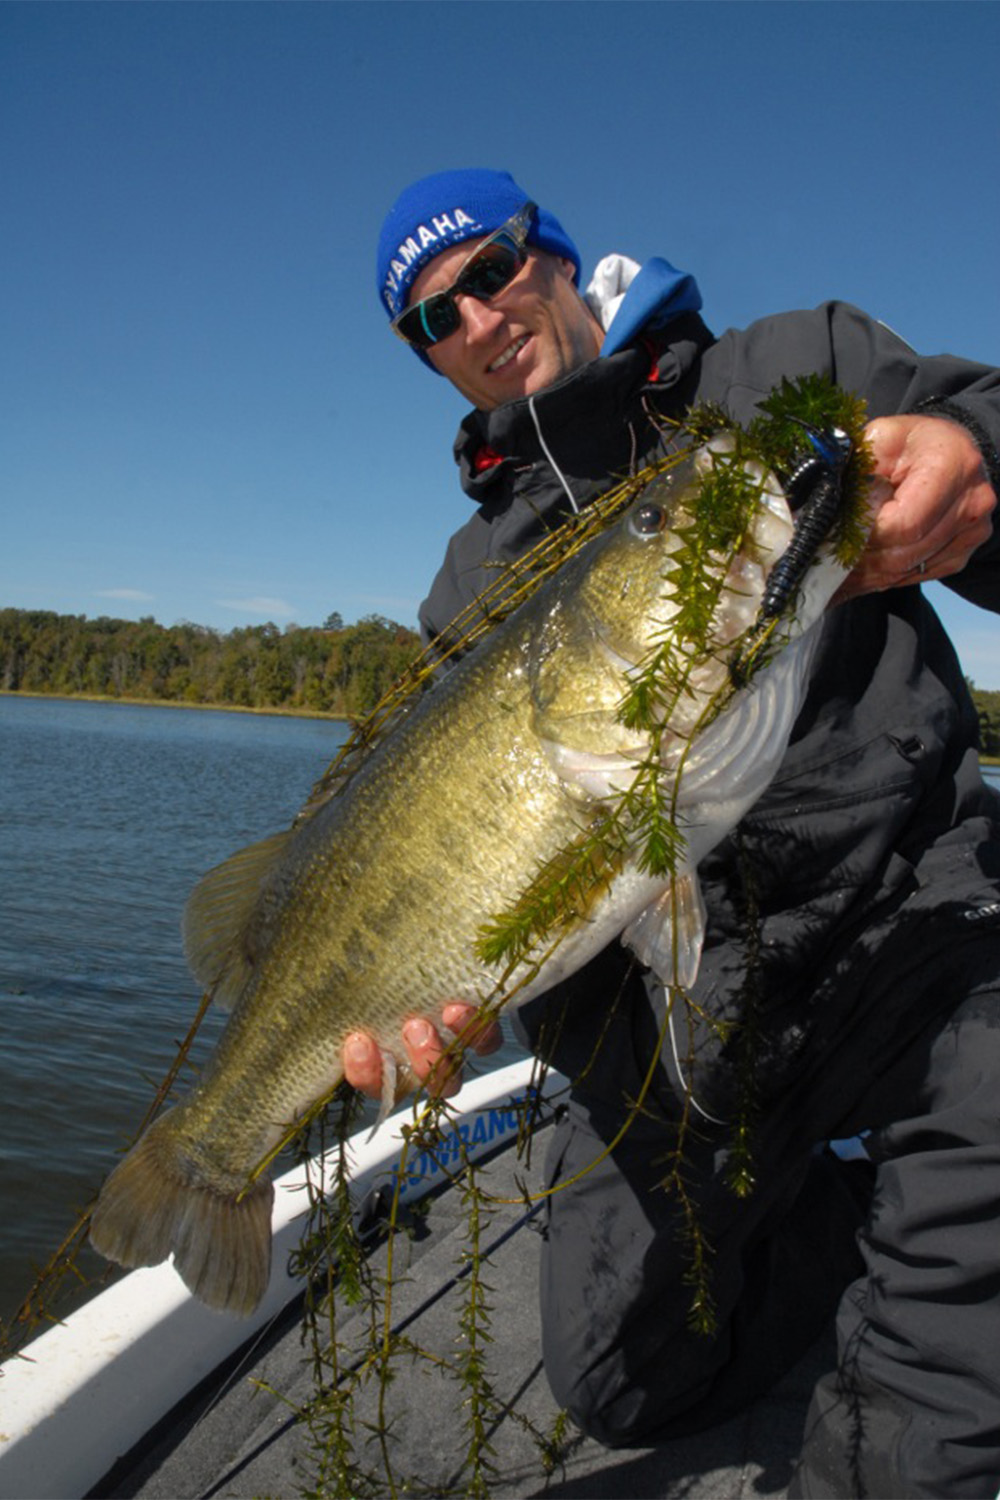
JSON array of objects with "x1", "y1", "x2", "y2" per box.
[
  {"x1": 0, "y1": 688, "x2": 349, "y2": 724},
  {"x1": 2, "y1": 688, "x2": 998, "y2": 767}
]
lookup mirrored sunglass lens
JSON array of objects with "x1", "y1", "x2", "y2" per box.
[
  {"x1": 398, "y1": 294, "x2": 459, "y2": 348},
  {"x1": 459, "y1": 241, "x2": 522, "y2": 298},
  {"x1": 422, "y1": 296, "x2": 461, "y2": 342}
]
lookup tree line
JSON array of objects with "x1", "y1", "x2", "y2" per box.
[
  {"x1": 0, "y1": 609, "x2": 421, "y2": 718},
  {"x1": 1, "y1": 607, "x2": 999, "y2": 754},
  {"x1": 975, "y1": 687, "x2": 1000, "y2": 759}
]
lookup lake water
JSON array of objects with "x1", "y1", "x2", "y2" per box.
[
  {"x1": 0, "y1": 696, "x2": 353, "y2": 1328},
  {"x1": 1, "y1": 696, "x2": 998, "y2": 1333}
]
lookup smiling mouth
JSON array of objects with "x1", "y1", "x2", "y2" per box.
[{"x1": 488, "y1": 334, "x2": 529, "y2": 373}]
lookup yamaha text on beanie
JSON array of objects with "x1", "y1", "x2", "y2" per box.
[{"x1": 377, "y1": 168, "x2": 581, "y2": 324}]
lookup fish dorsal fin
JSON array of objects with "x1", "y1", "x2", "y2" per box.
[
  {"x1": 182, "y1": 830, "x2": 293, "y2": 1010},
  {"x1": 621, "y1": 873, "x2": 707, "y2": 991}
]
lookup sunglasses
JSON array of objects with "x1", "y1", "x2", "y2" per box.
[{"x1": 391, "y1": 202, "x2": 537, "y2": 350}]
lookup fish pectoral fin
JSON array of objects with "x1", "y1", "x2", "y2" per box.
[
  {"x1": 539, "y1": 737, "x2": 643, "y2": 804},
  {"x1": 622, "y1": 873, "x2": 707, "y2": 991},
  {"x1": 182, "y1": 830, "x2": 293, "y2": 1009}
]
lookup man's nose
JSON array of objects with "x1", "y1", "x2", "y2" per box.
[{"x1": 456, "y1": 293, "x2": 505, "y2": 340}]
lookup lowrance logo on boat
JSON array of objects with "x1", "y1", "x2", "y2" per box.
[{"x1": 388, "y1": 1091, "x2": 540, "y2": 1199}]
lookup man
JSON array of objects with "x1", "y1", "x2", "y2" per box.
[{"x1": 346, "y1": 169, "x2": 1000, "y2": 1498}]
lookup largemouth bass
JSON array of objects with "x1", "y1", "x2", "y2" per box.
[{"x1": 90, "y1": 416, "x2": 870, "y2": 1316}]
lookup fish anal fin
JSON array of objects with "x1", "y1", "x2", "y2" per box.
[
  {"x1": 622, "y1": 873, "x2": 707, "y2": 991},
  {"x1": 182, "y1": 831, "x2": 293, "y2": 1010},
  {"x1": 90, "y1": 1111, "x2": 274, "y2": 1317}
]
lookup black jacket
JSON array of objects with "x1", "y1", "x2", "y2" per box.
[
  {"x1": 420, "y1": 303, "x2": 1000, "y2": 637},
  {"x1": 419, "y1": 302, "x2": 1000, "y2": 1107}
]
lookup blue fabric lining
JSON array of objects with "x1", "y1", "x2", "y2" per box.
[{"x1": 600, "y1": 258, "x2": 703, "y2": 358}]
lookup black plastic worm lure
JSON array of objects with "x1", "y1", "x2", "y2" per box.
[{"x1": 755, "y1": 421, "x2": 853, "y2": 625}]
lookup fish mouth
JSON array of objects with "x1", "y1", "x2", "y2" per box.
[{"x1": 488, "y1": 334, "x2": 530, "y2": 373}]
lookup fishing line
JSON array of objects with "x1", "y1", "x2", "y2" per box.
[{"x1": 667, "y1": 998, "x2": 728, "y2": 1126}]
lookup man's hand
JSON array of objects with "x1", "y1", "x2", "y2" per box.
[
  {"x1": 836, "y1": 413, "x2": 995, "y2": 601},
  {"x1": 343, "y1": 1002, "x2": 503, "y2": 1103}
]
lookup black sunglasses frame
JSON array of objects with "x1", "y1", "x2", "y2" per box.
[{"x1": 391, "y1": 202, "x2": 537, "y2": 350}]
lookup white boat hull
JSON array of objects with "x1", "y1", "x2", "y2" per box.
[{"x1": 0, "y1": 1058, "x2": 561, "y2": 1500}]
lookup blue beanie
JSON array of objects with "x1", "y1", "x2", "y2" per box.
[{"x1": 377, "y1": 168, "x2": 581, "y2": 323}]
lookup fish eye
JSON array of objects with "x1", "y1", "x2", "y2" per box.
[{"x1": 629, "y1": 502, "x2": 667, "y2": 538}]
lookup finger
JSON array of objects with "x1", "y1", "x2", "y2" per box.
[
  {"x1": 865, "y1": 500, "x2": 991, "y2": 574},
  {"x1": 865, "y1": 421, "x2": 994, "y2": 551},
  {"x1": 902, "y1": 534, "x2": 985, "y2": 583},
  {"x1": 343, "y1": 1030, "x2": 385, "y2": 1098},
  {"x1": 834, "y1": 537, "x2": 978, "y2": 603},
  {"x1": 866, "y1": 415, "x2": 967, "y2": 493},
  {"x1": 441, "y1": 1000, "x2": 503, "y2": 1056},
  {"x1": 402, "y1": 1016, "x2": 462, "y2": 1098},
  {"x1": 840, "y1": 487, "x2": 992, "y2": 598},
  {"x1": 881, "y1": 519, "x2": 985, "y2": 581}
]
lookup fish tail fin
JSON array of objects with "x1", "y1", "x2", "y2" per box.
[{"x1": 90, "y1": 1112, "x2": 274, "y2": 1317}]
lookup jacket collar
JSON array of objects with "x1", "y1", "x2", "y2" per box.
[
  {"x1": 455, "y1": 311, "x2": 714, "y2": 503},
  {"x1": 591, "y1": 255, "x2": 703, "y2": 356}
]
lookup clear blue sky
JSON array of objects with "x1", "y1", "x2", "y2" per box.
[{"x1": 3, "y1": 1, "x2": 998, "y2": 685}]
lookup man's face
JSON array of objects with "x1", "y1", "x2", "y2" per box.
[{"x1": 407, "y1": 239, "x2": 604, "y2": 411}]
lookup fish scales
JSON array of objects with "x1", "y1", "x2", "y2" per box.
[{"x1": 89, "y1": 430, "x2": 867, "y2": 1316}]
